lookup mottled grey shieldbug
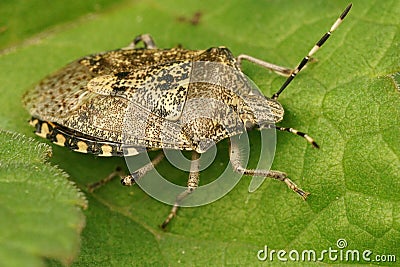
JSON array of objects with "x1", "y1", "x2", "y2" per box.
[{"x1": 23, "y1": 4, "x2": 352, "y2": 228}]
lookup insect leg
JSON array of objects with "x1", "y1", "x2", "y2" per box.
[
  {"x1": 275, "y1": 126, "x2": 320, "y2": 148},
  {"x1": 120, "y1": 152, "x2": 165, "y2": 186},
  {"x1": 87, "y1": 166, "x2": 124, "y2": 192},
  {"x1": 161, "y1": 151, "x2": 200, "y2": 229},
  {"x1": 88, "y1": 152, "x2": 164, "y2": 191},
  {"x1": 229, "y1": 138, "x2": 310, "y2": 200},
  {"x1": 236, "y1": 54, "x2": 293, "y2": 77},
  {"x1": 124, "y1": 34, "x2": 157, "y2": 49}
]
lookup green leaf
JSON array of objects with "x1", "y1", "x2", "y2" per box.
[
  {"x1": 0, "y1": 131, "x2": 87, "y2": 266},
  {"x1": 0, "y1": 0, "x2": 127, "y2": 50},
  {"x1": 0, "y1": 0, "x2": 399, "y2": 265}
]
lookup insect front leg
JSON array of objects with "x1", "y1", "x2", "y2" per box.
[
  {"x1": 236, "y1": 54, "x2": 293, "y2": 77},
  {"x1": 229, "y1": 138, "x2": 310, "y2": 200},
  {"x1": 161, "y1": 151, "x2": 200, "y2": 229},
  {"x1": 124, "y1": 34, "x2": 157, "y2": 49}
]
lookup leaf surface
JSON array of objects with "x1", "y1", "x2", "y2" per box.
[{"x1": 0, "y1": 0, "x2": 399, "y2": 265}]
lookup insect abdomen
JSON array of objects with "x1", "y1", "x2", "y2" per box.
[{"x1": 29, "y1": 117, "x2": 130, "y2": 157}]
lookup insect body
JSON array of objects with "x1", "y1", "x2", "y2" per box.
[{"x1": 23, "y1": 4, "x2": 352, "y2": 228}]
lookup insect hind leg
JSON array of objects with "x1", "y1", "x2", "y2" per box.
[
  {"x1": 161, "y1": 152, "x2": 200, "y2": 229},
  {"x1": 120, "y1": 152, "x2": 165, "y2": 186},
  {"x1": 88, "y1": 152, "x2": 164, "y2": 191},
  {"x1": 88, "y1": 166, "x2": 124, "y2": 192},
  {"x1": 125, "y1": 34, "x2": 157, "y2": 49}
]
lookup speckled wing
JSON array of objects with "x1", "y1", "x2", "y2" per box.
[
  {"x1": 87, "y1": 61, "x2": 192, "y2": 121},
  {"x1": 22, "y1": 58, "x2": 194, "y2": 150},
  {"x1": 22, "y1": 47, "x2": 238, "y2": 124},
  {"x1": 22, "y1": 61, "x2": 96, "y2": 123},
  {"x1": 22, "y1": 46, "x2": 248, "y2": 153}
]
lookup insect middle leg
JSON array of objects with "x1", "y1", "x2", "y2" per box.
[
  {"x1": 229, "y1": 138, "x2": 310, "y2": 200},
  {"x1": 161, "y1": 151, "x2": 200, "y2": 229}
]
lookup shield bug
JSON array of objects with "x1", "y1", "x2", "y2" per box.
[{"x1": 22, "y1": 4, "x2": 352, "y2": 228}]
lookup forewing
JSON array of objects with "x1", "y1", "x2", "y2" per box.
[
  {"x1": 22, "y1": 46, "x2": 252, "y2": 152},
  {"x1": 22, "y1": 61, "x2": 96, "y2": 122},
  {"x1": 87, "y1": 61, "x2": 192, "y2": 121}
]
